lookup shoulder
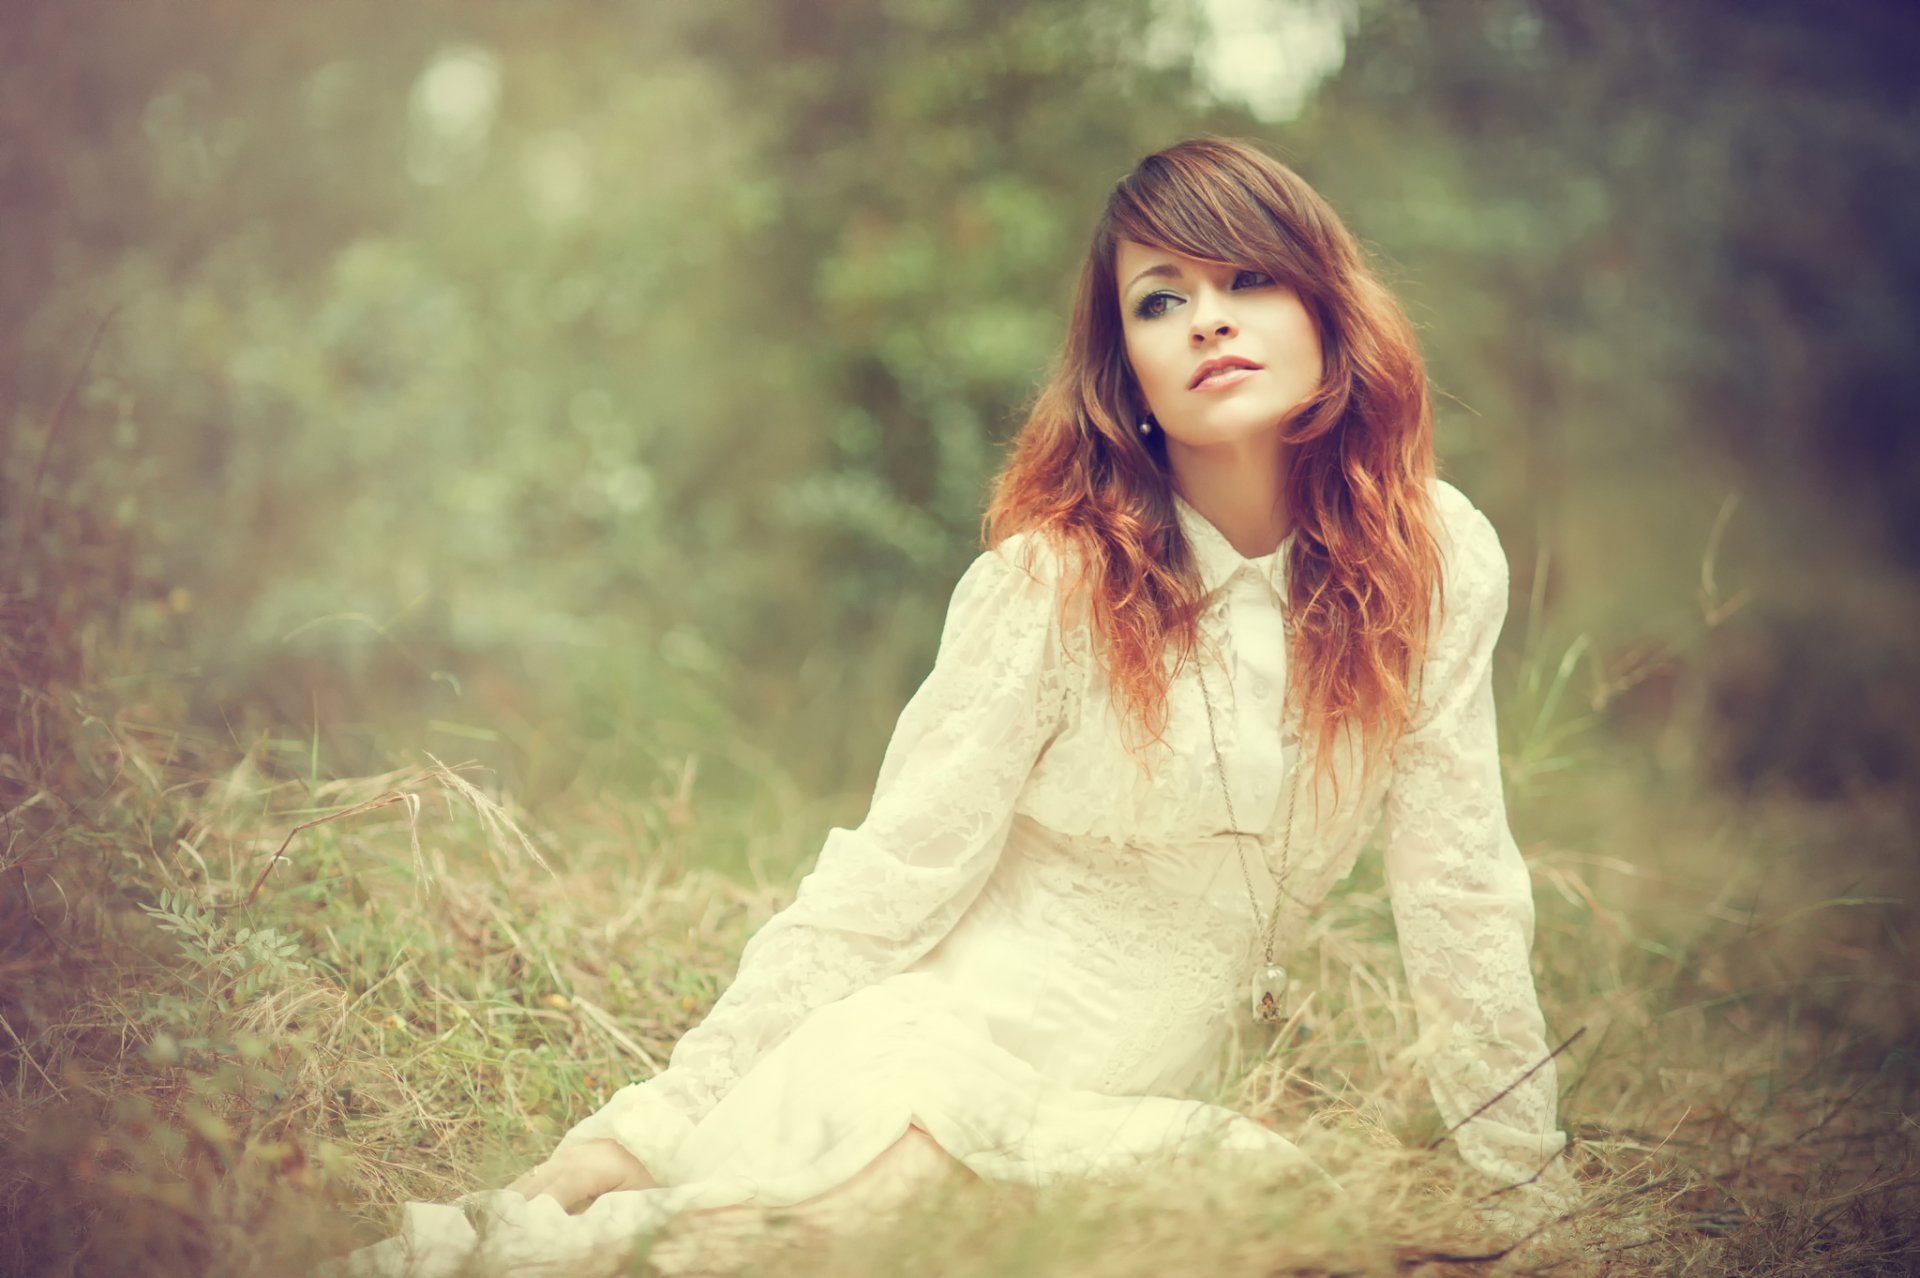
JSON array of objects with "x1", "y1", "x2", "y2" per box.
[
  {"x1": 973, "y1": 527, "x2": 1087, "y2": 601},
  {"x1": 1400, "y1": 480, "x2": 1515, "y2": 731},
  {"x1": 933, "y1": 528, "x2": 1097, "y2": 660},
  {"x1": 939, "y1": 529, "x2": 1073, "y2": 634},
  {"x1": 1430, "y1": 478, "x2": 1508, "y2": 600},
  {"x1": 1427, "y1": 477, "x2": 1511, "y2": 637},
  {"x1": 921, "y1": 533, "x2": 1083, "y2": 682}
]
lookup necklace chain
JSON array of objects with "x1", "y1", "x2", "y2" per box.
[{"x1": 1194, "y1": 641, "x2": 1302, "y2": 972}]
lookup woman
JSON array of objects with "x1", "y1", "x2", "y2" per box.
[{"x1": 327, "y1": 136, "x2": 1573, "y2": 1276}]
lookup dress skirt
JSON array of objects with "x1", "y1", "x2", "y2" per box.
[{"x1": 318, "y1": 973, "x2": 1316, "y2": 1277}]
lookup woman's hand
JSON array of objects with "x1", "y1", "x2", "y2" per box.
[{"x1": 506, "y1": 1138, "x2": 659, "y2": 1212}]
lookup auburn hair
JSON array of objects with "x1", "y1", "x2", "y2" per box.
[{"x1": 985, "y1": 136, "x2": 1444, "y2": 787}]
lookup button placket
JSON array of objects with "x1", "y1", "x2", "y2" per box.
[{"x1": 1220, "y1": 569, "x2": 1287, "y2": 834}]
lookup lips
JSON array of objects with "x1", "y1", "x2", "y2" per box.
[{"x1": 1189, "y1": 356, "x2": 1263, "y2": 390}]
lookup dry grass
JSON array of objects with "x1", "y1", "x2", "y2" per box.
[{"x1": 2, "y1": 551, "x2": 1916, "y2": 1276}]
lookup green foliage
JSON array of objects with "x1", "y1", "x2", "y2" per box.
[
  {"x1": 1503, "y1": 631, "x2": 1596, "y2": 798},
  {"x1": 139, "y1": 889, "x2": 312, "y2": 1008}
]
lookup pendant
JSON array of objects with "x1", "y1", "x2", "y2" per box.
[{"x1": 1250, "y1": 963, "x2": 1289, "y2": 1025}]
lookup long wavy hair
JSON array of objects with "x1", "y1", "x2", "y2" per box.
[{"x1": 985, "y1": 137, "x2": 1443, "y2": 787}]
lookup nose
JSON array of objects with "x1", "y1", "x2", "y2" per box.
[{"x1": 1189, "y1": 303, "x2": 1235, "y2": 344}]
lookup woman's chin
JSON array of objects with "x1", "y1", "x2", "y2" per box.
[{"x1": 1160, "y1": 416, "x2": 1296, "y2": 455}]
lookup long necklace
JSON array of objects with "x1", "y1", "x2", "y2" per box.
[{"x1": 1195, "y1": 655, "x2": 1304, "y2": 1026}]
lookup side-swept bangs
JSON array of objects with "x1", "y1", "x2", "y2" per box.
[{"x1": 1096, "y1": 144, "x2": 1329, "y2": 307}]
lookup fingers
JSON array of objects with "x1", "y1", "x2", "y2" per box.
[
  {"x1": 507, "y1": 1141, "x2": 657, "y2": 1213},
  {"x1": 506, "y1": 1160, "x2": 558, "y2": 1201},
  {"x1": 532, "y1": 1165, "x2": 589, "y2": 1212},
  {"x1": 507, "y1": 1156, "x2": 598, "y2": 1213}
]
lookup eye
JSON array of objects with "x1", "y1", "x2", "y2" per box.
[
  {"x1": 1133, "y1": 289, "x2": 1182, "y2": 321},
  {"x1": 1233, "y1": 269, "x2": 1274, "y2": 290}
]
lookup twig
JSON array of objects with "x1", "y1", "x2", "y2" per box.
[
  {"x1": 1427, "y1": 1025, "x2": 1587, "y2": 1151},
  {"x1": 231, "y1": 791, "x2": 422, "y2": 908}
]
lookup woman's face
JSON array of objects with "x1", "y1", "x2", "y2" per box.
[{"x1": 1114, "y1": 238, "x2": 1324, "y2": 454}]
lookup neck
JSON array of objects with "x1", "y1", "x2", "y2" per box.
[{"x1": 1165, "y1": 432, "x2": 1292, "y2": 558}]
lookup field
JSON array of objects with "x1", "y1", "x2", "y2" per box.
[{"x1": 3, "y1": 562, "x2": 1914, "y2": 1277}]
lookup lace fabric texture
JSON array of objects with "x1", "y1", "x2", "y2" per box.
[{"x1": 557, "y1": 478, "x2": 1569, "y2": 1194}]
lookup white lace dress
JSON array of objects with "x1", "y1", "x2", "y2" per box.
[{"x1": 324, "y1": 479, "x2": 1569, "y2": 1276}]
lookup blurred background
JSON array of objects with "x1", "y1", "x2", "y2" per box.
[
  {"x1": 5, "y1": 2, "x2": 1920, "y2": 1271},
  {"x1": 5, "y1": 0, "x2": 1919, "y2": 853}
]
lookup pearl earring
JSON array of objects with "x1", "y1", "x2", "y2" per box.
[{"x1": 1138, "y1": 417, "x2": 1154, "y2": 436}]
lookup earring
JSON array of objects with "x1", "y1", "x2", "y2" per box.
[{"x1": 1138, "y1": 416, "x2": 1155, "y2": 436}]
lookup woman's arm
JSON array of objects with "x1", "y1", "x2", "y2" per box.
[
  {"x1": 1382, "y1": 485, "x2": 1572, "y2": 1195},
  {"x1": 548, "y1": 534, "x2": 1070, "y2": 1181}
]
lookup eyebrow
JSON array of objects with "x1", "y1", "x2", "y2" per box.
[{"x1": 1121, "y1": 262, "x2": 1184, "y2": 294}]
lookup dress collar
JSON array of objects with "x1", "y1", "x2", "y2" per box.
[{"x1": 1171, "y1": 491, "x2": 1293, "y2": 597}]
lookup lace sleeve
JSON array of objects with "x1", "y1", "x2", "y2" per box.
[
  {"x1": 1382, "y1": 489, "x2": 1571, "y2": 1192},
  {"x1": 553, "y1": 534, "x2": 1069, "y2": 1177}
]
